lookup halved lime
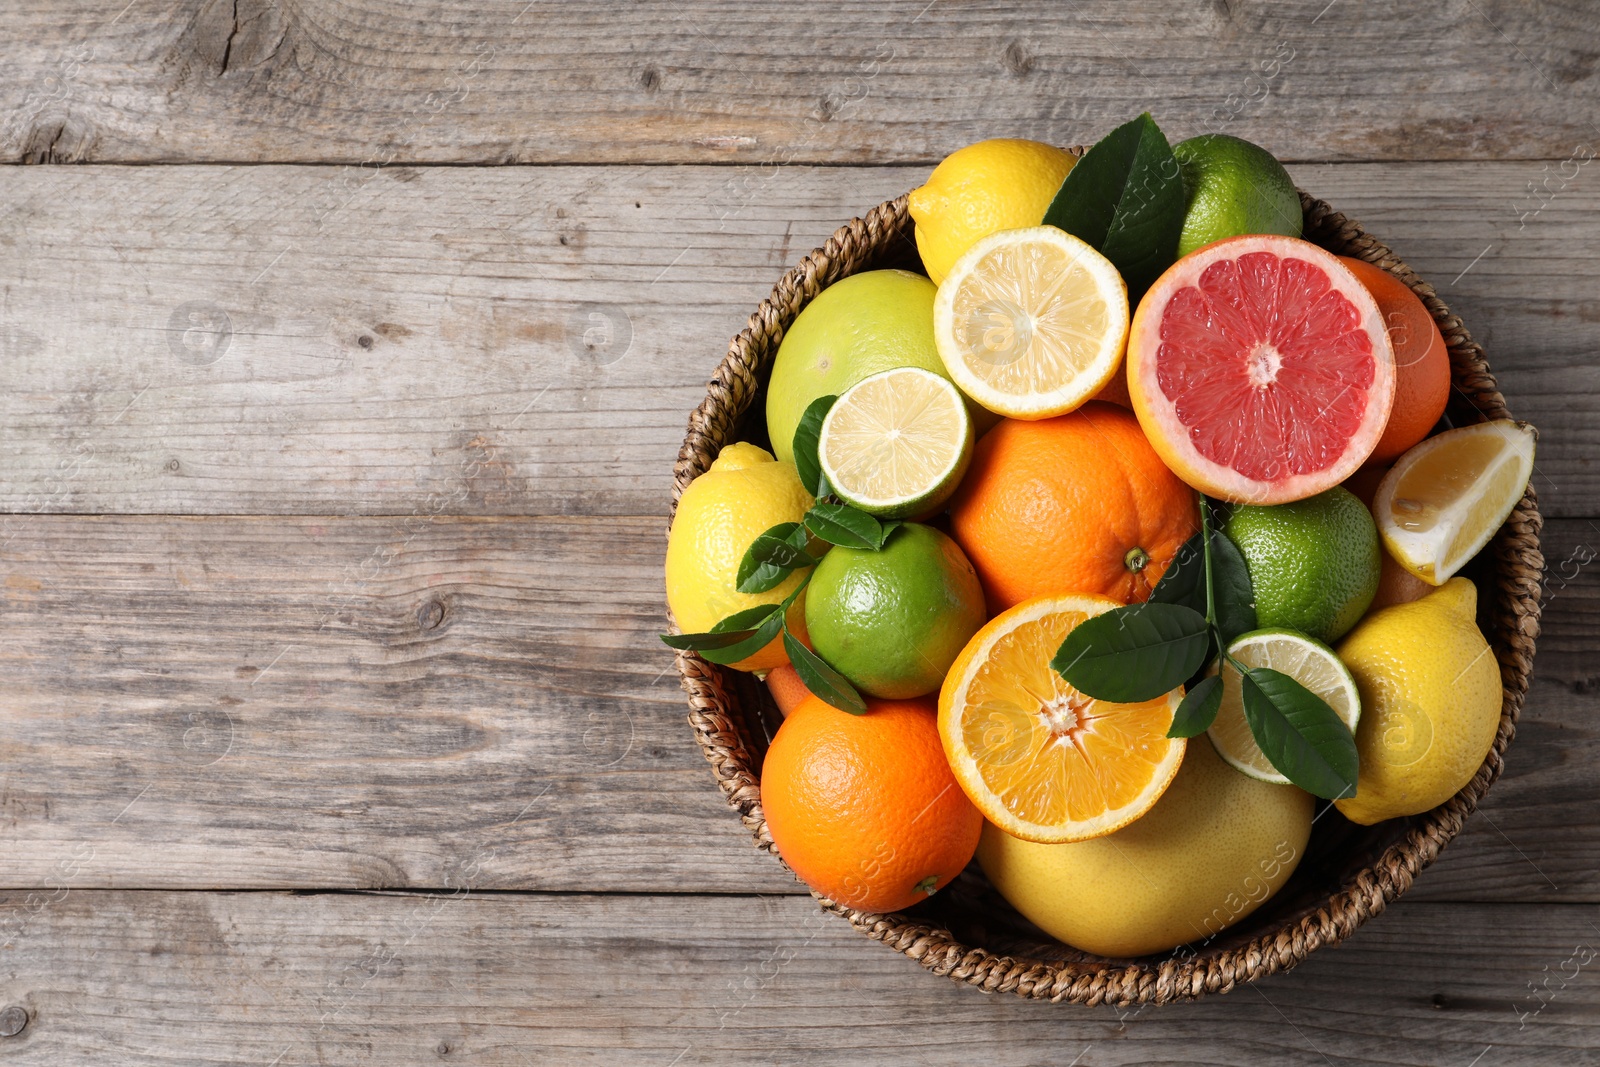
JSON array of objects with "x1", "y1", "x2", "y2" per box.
[
  {"x1": 1208, "y1": 629, "x2": 1362, "y2": 785},
  {"x1": 817, "y1": 366, "x2": 974, "y2": 519}
]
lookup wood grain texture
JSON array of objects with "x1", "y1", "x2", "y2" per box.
[
  {"x1": 0, "y1": 161, "x2": 1594, "y2": 517},
  {"x1": 2, "y1": 0, "x2": 1599, "y2": 165},
  {"x1": 0, "y1": 513, "x2": 1595, "y2": 900},
  {"x1": 1, "y1": 890, "x2": 1597, "y2": 1065},
  {"x1": 0, "y1": 513, "x2": 794, "y2": 894}
]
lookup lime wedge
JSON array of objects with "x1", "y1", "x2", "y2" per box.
[
  {"x1": 1208, "y1": 629, "x2": 1361, "y2": 785},
  {"x1": 817, "y1": 366, "x2": 974, "y2": 519}
]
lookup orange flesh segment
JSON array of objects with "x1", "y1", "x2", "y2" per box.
[{"x1": 959, "y1": 607, "x2": 1178, "y2": 826}]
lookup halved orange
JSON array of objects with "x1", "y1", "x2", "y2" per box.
[{"x1": 937, "y1": 594, "x2": 1186, "y2": 844}]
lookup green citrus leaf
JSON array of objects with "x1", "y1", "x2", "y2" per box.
[
  {"x1": 783, "y1": 630, "x2": 868, "y2": 715},
  {"x1": 1051, "y1": 601, "x2": 1210, "y2": 704},
  {"x1": 1207, "y1": 527, "x2": 1258, "y2": 643},
  {"x1": 792, "y1": 394, "x2": 836, "y2": 498},
  {"x1": 690, "y1": 577, "x2": 810, "y2": 666},
  {"x1": 1150, "y1": 530, "x2": 1205, "y2": 614},
  {"x1": 710, "y1": 604, "x2": 781, "y2": 632},
  {"x1": 1042, "y1": 112, "x2": 1185, "y2": 302},
  {"x1": 660, "y1": 602, "x2": 779, "y2": 652},
  {"x1": 1167, "y1": 674, "x2": 1223, "y2": 738},
  {"x1": 660, "y1": 627, "x2": 760, "y2": 652},
  {"x1": 735, "y1": 521, "x2": 817, "y2": 594},
  {"x1": 1240, "y1": 666, "x2": 1359, "y2": 800},
  {"x1": 804, "y1": 502, "x2": 885, "y2": 550}
]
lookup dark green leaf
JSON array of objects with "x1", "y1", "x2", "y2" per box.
[
  {"x1": 735, "y1": 521, "x2": 818, "y2": 594},
  {"x1": 1184, "y1": 632, "x2": 1220, "y2": 693},
  {"x1": 695, "y1": 606, "x2": 788, "y2": 665},
  {"x1": 660, "y1": 627, "x2": 761, "y2": 652},
  {"x1": 792, "y1": 395, "x2": 836, "y2": 498},
  {"x1": 661, "y1": 602, "x2": 778, "y2": 653},
  {"x1": 1051, "y1": 602, "x2": 1210, "y2": 704},
  {"x1": 1150, "y1": 520, "x2": 1255, "y2": 644},
  {"x1": 1042, "y1": 112, "x2": 1186, "y2": 302},
  {"x1": 1150, "y1": 531, "x2": 1205, "y2": 614},
  {"x1": 784, "y1": 631, "x2": 868, "y2": 715},
  {"x1": 694, "y1": 577, "x2": 810, "y2": 666},
  {"x1": 1208, "y1": 527, "x2": 1258, "y2": 643},
  {"x1": 1167, "y1": 674, "x2": 1223, "y2": 738},
  {"x1": 805, "y1": 502, "x2": 886, "y2": 550},
  {"x1": 1240, "y1": 667, "x2": 1359, "y2": 800},
  {"x1": 710, "y1": 604, "x2": 781, "y2": 632}
]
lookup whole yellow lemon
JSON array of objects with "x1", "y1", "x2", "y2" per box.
[
  {"x1": 978, "y1": 738, "x2": 1312, "y2": 958},
  {"x1": 908, "y1": 138, "x2": 1077, "y2": 285},
  {"x1": 665, "y1": 443, "x2": 813, "y2": 672},
  {"x1": 1334, "y1": 578, "x2": 1502, "y2": 825}
]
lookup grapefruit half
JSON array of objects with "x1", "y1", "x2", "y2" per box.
[{"x1": 1128, "y1": 235, "x2": 1396, "y2": 505}]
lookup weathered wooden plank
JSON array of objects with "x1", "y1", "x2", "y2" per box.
[
  {"x1": 0, "y1": 162, "x2": 1594, "y2": 517},
  {"x1": 0, "y1": 890, "x2": 1595, "y2": 1065},
  {"x1": 3, "y1": 0, "x2": 1599, "y2": 164},
  {"x1": 0, "y1": 513, "x2": 1595, "y2": 900},
  {"x1": 0, "y1": 513, "x2": 794, "y2": 894}
]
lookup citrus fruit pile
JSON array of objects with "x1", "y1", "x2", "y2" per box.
[{"x1": 665, "y1": 113, "x2": 1534, "y2": 956}]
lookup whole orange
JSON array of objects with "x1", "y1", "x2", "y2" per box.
[
  {"x1": 948, "y1": 402, "x2": 1200, "y2": 610},
  {"x1": 760, "y1": 695, "x2": 982, "y2": 913},
  {"x1": 1340, "y1": 256, "x2": 1451, "y2": 465}
]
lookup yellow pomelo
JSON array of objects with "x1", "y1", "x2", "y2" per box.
[{"x1": 978, "y1": 738, "x2": 1312, "y2": 958}]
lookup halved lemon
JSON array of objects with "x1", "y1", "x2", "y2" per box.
[
  {"x1": 818, "y1": 366, "x2": 974, "y2": 518},
  {"x1": 937, "y1": 594, "x2": 1185, "y2": 843},
  {"x1": 1208, "y1": 629, "x2": 1361, "y2": 785},
  {"x1": 1375, "y1": 419, "x2": 1536, "y2": 585},
  {"x1": 932, "y1": 226, "x2": 1129, "y2": 420}
]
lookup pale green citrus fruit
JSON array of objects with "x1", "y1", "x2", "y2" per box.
[{"x1": 766, "y1": 270, "x2": 993, "y2": 464}]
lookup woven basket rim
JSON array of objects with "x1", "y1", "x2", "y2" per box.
[{"x1": 668, "y1": 188, "x2": 1544, "y2": 1006}]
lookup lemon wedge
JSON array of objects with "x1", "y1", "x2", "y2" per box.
[{"x1": 1374, "y1": 419, "x2": 1536, "y2": 585}]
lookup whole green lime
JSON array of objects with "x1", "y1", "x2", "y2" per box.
[
  {"x1": 1222, "y1": 486, "x2": 1380, "y2": 645},
  {"x1": 805, "y1": 522, "x2": 986, "y2": 699},
  {"x1": 766, "y1": 269, "x2": 994, "y2": 464},
  {"x1": 1172, "y1": 134, "x2": 1303, "y2": 258}
]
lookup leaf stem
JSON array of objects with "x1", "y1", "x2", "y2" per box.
[{"x1": 1200, "y1": 495, "x2": 1218, "y2": 631}]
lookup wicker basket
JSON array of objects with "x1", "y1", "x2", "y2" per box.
[{"x1": 668, "y1": 187, "x2": 1544, "y2": 1005}]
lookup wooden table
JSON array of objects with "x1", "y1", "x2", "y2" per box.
[{"x1": 2, "y1": 2, "x2": 1597, "y2": 1063}]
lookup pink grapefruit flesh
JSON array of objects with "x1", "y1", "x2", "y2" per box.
[{"x1": 1128, "y1": 235, "x2": 1395, "y2": 505}]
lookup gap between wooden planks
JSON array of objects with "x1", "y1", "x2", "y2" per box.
[
  {"x1": 0, "y1": 162, "x2": 1593, "y2": 518},
  {"x1": 0, "y1": 513, "x2": 1594, "y2": 901}
]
